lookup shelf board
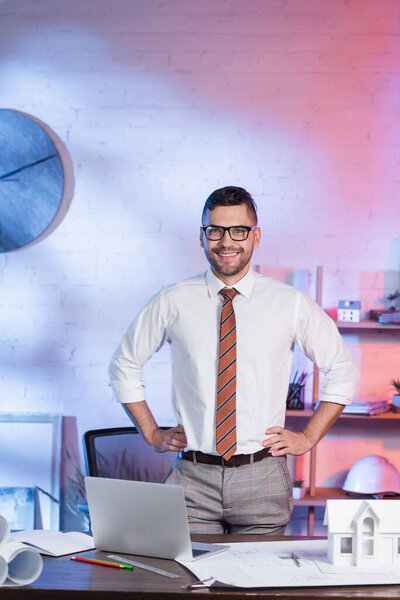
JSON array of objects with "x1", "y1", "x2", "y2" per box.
[
  {"x1": 286, "y1": 409, "x2": 314, "y2": 417},
  {"x1": 286, "y1": 409, "x2": 400, "y2": 420},
  {"x1": 339, "y1": 410, "x2": 400, "y2": 420},
  {"x1": 294, "y1": 487, "x2": 347, "y2": 506},
  {"x1": 294, "y1": 487, "x2": 400, "y2": 506},
  {"x1": 336, "y1": 319, "x2": 400, "y2": 331}
]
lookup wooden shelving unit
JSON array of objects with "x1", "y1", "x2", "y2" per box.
[
  {"x1": 256, "y1": 264, "x2": 400, "y2": 535},
  {"x1": 285, "y1": 267, "x2": 400, "y2": 535}
]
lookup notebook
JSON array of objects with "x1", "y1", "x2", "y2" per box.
[{"x1": 84, "y1": 476, "x2": 228, "y2": 561}]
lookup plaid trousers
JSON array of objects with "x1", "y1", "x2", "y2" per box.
[{"x1": 165, "y1": 455, "x2": 293, "y2": 534}]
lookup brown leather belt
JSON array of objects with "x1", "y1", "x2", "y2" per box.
[{"x1": 178, "y1": 447, "x2": 271, "y2": 468}]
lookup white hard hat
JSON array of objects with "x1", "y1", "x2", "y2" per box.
[{"x1": 343, "y1": 455, "x2": 400, "y2": 496}]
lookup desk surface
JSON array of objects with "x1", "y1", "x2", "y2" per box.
[{"x1": 3, "y1": 535, "x2": 400, "y2": 599}]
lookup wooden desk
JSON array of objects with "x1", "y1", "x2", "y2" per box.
[{"x1": 3, "y1": 535, "x2": 400, "y2": 599}]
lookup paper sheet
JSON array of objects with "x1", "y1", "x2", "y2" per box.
[
  {"x1": 10, "y1": 530, "x2": 95, "y2": 556},
  {"x1": 179, "y1": 540, "x2": 400, "y2": 588}
]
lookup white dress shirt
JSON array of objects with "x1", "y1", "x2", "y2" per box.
[{"x1": 109, "y1": 267, "x2": 360, "y2": 455}]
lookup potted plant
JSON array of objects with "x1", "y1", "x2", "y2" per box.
[
  {"x1": 292, "y1": 479, "x2": 305, "y2": 500},
  {"x1": 391, "y1": 379, "x2": 400, "y2": 413}
]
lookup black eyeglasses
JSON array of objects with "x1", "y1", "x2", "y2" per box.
[{"x1": 202, "y1": 225, "x2": 257, "y2": 241}]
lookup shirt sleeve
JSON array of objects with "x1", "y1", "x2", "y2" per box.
[
  {"x1": 294, "y1": 292, "x2": 360, "y2": 405},
  {"x1": 108, "y1": 290, "x2": 169, "y2": 404}
]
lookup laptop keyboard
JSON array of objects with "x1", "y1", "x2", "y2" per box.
[{"x1": 191, "y1": 547, "x2": 208, "y2": 557}]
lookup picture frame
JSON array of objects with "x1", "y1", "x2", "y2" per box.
[{"x1": 0, "y1": 414, "x2": 62, "y2": 529}]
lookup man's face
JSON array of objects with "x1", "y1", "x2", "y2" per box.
[{"x1": 200, "y1": 204, "x2": 261, "y2": 285}]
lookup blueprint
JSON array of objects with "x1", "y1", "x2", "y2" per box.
[{"x1": 178, "y1": 539, "x2": 400, "y2": 588}]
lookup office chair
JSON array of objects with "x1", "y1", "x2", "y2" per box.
[{"x1": 82, "y1": 426, "x2": 176, "y2": 483}]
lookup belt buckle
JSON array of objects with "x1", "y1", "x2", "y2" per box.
[
  {"x1": 222, "y1": 453, "x2": 256, "y2": 467},
  {"x1": 221, "y1": 456, "x2": 232, "y2": 467},
  {"x1": 222, "y1": 455, "x2": 237, "y2": 468}
]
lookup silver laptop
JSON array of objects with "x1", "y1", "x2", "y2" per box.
[{"x1": 84, "y1": 476, "x2": 228, "y2": 561}]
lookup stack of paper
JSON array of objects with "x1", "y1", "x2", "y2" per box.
[
  {"x1": 0, "y1": 514, "x2": 43, "y2": 586},
  {"x1": 379, "y1": 311, "x2": 400, "y2": 324},
  {"x1": 343, "y1": 398, "x2": 389, "y2": 416}
]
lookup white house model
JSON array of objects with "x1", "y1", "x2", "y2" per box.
[
  {"x1": 323, "y1": 499, "x2": 400, "y2": 568},
  {"x1": 337, "y1": 300, "x2": 361, "y2": 322}
]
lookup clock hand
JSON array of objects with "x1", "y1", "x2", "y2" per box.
[{"x1": 0, "y1": 154, "x2": 57, "y2": 180}]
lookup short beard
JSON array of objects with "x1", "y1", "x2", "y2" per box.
[{"x1": 205, "y1": 248, "x2": 249, "y2": 277}]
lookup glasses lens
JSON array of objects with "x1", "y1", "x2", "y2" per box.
[
  {"x1": 205, "y1": 226, "x2": 224, "y2": 240},
  {"x1": 230, "y1": 227, "x2": 249, "y2": 241}
]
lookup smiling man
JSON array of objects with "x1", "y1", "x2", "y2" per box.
[{"x1": 109, "y1": 186, "x2": 360, "y2": 534}]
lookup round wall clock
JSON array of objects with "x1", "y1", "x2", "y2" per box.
[{"x1": 0, "y1": 109, "x2": 74, "y2": 252}]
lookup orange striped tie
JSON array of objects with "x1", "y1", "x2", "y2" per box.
[{"x1": 216, "y1": 288, "x2": 237, "y2": 461}]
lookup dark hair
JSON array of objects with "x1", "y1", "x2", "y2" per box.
[{"x1": 202, "y1": 186, "x2": 258, "y2": 224}]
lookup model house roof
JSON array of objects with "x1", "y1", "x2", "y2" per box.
[
  {"x1": 338, "y1": 301, "x2": 361, "y2": 310},
  {"x1": 323, "y1": 499, "x2": 400, "y2": 533}
]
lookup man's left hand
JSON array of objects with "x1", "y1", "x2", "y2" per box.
[
  {"x1": 262, "y1": 427, "x2": 313, "y2": 456},
  {"x1": 263, "y1": 402, "x2": 345, "y2": 456}
]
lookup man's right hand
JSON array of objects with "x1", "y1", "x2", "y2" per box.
[
  {"x1": 150, "y1": 424, "x2": 187, "y2": 453},
  {"x1": 123, "y1": 401, "x2": 187, "y2": 453}
]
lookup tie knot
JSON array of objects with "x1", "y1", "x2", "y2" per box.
[{"x1": 220, "y1": 288, "x2": 237, "y2": 302}]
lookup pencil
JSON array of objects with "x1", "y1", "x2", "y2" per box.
[
  {"x1": 70, "y1": 556, "x2": 133, "y2": 570},
  {"x1": 290, "y1": 552, "x2": 301, "y2": 567}
]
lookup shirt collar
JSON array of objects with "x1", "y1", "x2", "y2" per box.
[{"x1": 205, "y1": 266, "x2": 256, "y2": 299}]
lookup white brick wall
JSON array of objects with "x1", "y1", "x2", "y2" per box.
[{"x1": 0, "y1": 0, "x2": 399, "y2": 490}]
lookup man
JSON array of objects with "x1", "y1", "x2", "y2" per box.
[{"x1": 109, "y1": 186, "x2": 360, "y2": 534}]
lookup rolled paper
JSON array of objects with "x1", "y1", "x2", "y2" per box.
[
  {"x1": 0, "y1": 515, "x2": 43, "y2": 586},
  {"x1": 6, "y1": 545, "x2": 43, "y2": 586},
  {"x1": 0, "y1": 516, "x2": 10, "y2": 547},
  {"x1": 0, "y1": 556, "x2": 7, "y2": 586}
]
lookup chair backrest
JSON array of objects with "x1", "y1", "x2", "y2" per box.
[{"x1": 82, "y1": 427, "x2": 176, "y2": 484}]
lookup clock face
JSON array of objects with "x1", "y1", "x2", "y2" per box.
[{"x1": 0, "y1": 109, "x2": 70, "y2": 252}]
